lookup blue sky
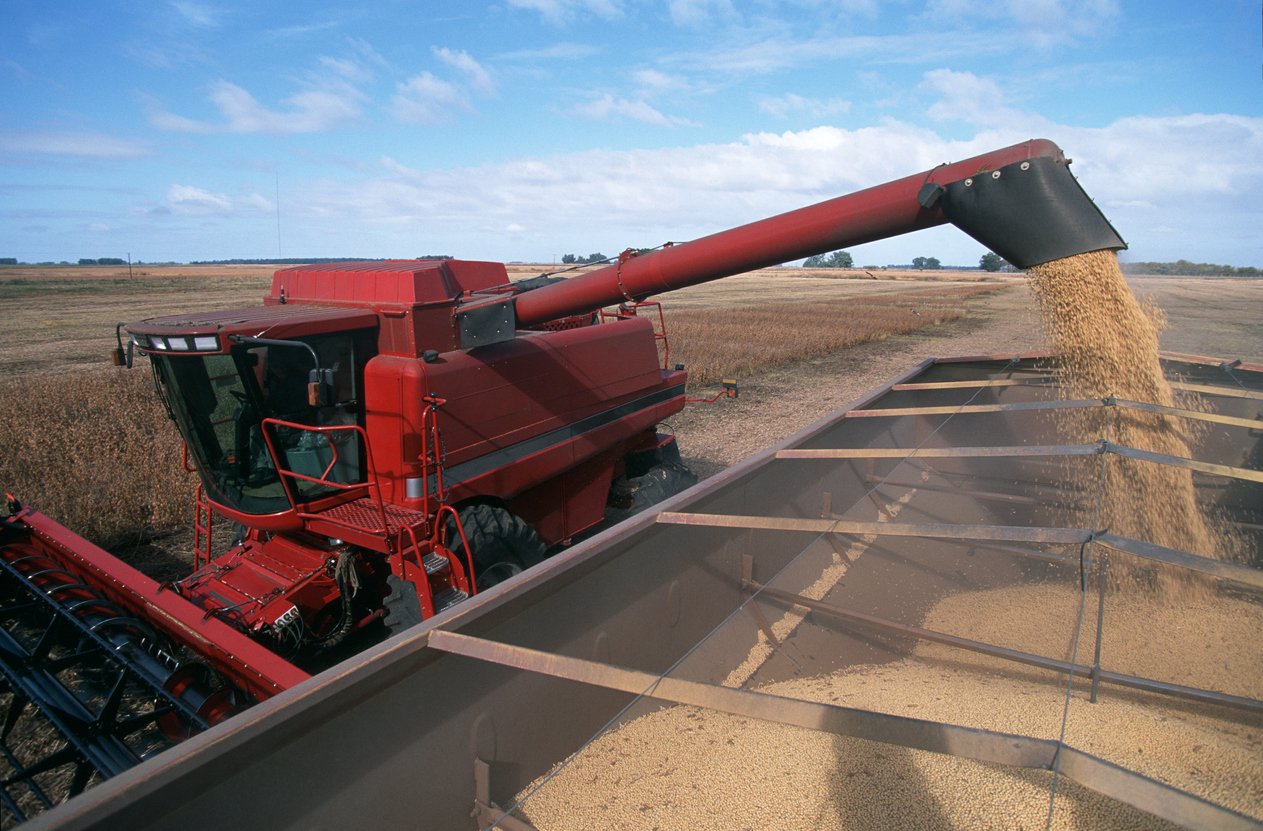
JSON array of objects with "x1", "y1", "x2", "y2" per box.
[{"x1": 3, "y1": 0, "x2": 1261, "y2": 267}]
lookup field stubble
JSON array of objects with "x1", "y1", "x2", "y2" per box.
[{"x1": 3, "y1": 264, "x2": 1260, "y2": 565}]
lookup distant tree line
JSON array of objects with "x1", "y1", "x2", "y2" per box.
[
  {"x1": 1119, "y1": 260, "x2": 1260, "y2": 277},
  {"x1": 192, "y1": 257, "x2": 405, "y2": 265},
  {"x1": 803, "y1": 250, "x2": 854, "y2": 268},
  {"x1": 561, "y1": 253, "x2": 609, "y2": 265},
  {"x1": 77, "y1": 257, "x2": 127, "y2": 265},
  {"x1": 979, "y1": 252, "x2": 1007, "y2": 272}
]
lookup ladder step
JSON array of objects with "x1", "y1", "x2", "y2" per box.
[
  {"x1": 432, "y1": 588, "x2": 468, "y2": 613},
  {"x1": 421, "y1": 552, "x2": 450, "y2": 575}
]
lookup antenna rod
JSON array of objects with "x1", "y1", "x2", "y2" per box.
[{"x1": 275, "y1": 171, "x2": 282, "y2": 259}]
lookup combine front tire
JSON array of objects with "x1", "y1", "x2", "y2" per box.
[{"x1": 449, "y1": 504, "x2": 546, "y2": 590}]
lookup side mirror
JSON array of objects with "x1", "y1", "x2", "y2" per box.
[
  {"x1": 307, "y1": 368, "x2": 335, "y2": 407},
  {"x1": 112, "y1": 323, "x2": 134, "y2": 368}
]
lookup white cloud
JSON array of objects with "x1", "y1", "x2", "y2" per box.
[
  {"x1": 281, "y1": 113, "x2": 1263, "y2": 267},
  {"x1": 146, "y1": 107, "x2": 208, "y2": 132},
  {"x1": 392, "y1": 72, "x2": 467, "y2": 124},
  {"x1": 499, "y1": 42, "x2": 600, "y2": 61},
  {"x1": 632, "y1": 69, "x2": 689, "y2": 93},
  {"x1": 171, "y1": 1, "x2": 218, "y2": 28},
  {"x1": 1047, "y1": 114, "x2": 1263, "y2": 203},
  {"x1": 242, "y1": 193, "x2": 274, "y2": 212},
  {"x1": 757, "y1": 93, "x2": 852, "y2": 119},
  {"x1": 148, "y1": 79, "x2": 362, "y2": 134},
  {"x1": 320, "y1": 56, "x2": 372, "y2": 83},
  {"x1": 571, "y1": 94, "x2": 692, "y2": 127},
  {"x1": 164, "y1": 185, "x2": 272, "y2": 217},
  {"x1": 212, "y1": 81, "x2": 360, "y2": 133},
  {"x1": 0, "y1": 129, "x2": 149, "y2": 158},
  {"x1": 921, "y1": 68, "x2": 1033, "y2": 129},
  {"x1": 267, "y1": 20, "x2": 343, "y2": 39},
  {"x1": 667, "y1": 0, "x2": 737, "y2": 27},
  {"x1": 434, "y1": 47, "x2": 496, "y2": 96},
  {"x1": 124, "y1": 40, "x2": 210, "y2": 70},
  {"x1": 922, "y1": 0, "x2": 1120, "y2": 47},
  {"x1": 507, "y1": 0, "x2": 623, "y2": 25},
  {"x1": 167, "y1": 185, "x2": 233, "y2": 216}
]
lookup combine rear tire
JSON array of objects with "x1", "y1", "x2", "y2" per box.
[{"x1": 449, "y1": 504, "x2": 546, "y2": 591}]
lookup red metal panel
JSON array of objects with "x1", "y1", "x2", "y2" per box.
[
  {"x1": 511, "y1": 447, "x2": 624, "y2": 544},
  {"x1": 127, "y1": 305, "x2": 378, "y2": 344},
  {"x1": 270, "y1": 259, "x2": 509, "y2": 307},
  {"x1": 422, "y1": 318, "x2": 667, "y2": 465},
  {"x1": 364, "y1": 354, "x2": 426, "y2": 506}
]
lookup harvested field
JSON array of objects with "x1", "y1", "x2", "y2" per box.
[
  {"x1": 0, "y1": 272, "x2": 272, "y2": 377},
  {"x1": 664, "y1": 283, "x2": 1005, "y2": 385}
]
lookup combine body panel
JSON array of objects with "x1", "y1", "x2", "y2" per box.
[{"x1": 1, "y1": 138, "x2": 1150, "y2": 821}]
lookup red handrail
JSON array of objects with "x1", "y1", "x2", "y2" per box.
[
  {"x1": 419, "y1": 395, "x2": 447, "y2": 507},
  {"x1": 259, "y1": 419, "x2": 393, "y2": 534}
]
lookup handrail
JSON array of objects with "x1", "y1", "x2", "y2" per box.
[
  {"x1": 433, "y1": 503, "x2": 475, "y2": 597},
  {"x1": 420, "y1": 395, "x2": 447, "y2": 508},
  {"x1": 259, "y1": 418, "x2": 391, "y2": 534},
  {"x1": 261, "y1": 415, "x2": 474, "y2": 602}
]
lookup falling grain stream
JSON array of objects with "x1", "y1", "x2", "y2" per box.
[{"x1": 1026, "y1": 249, "x2": 1220, "y2": 558}]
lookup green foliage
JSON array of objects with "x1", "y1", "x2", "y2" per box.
[
  {"x1": 979, "y1": 252, "x2": 1006, "y2": 272},
  {"x1": 1119, "y1": 260, "x2": 1261, "y2": 277},
  {"x1": 561, "y1": 253, "x2": 608, "y2": 265},
  {"x1": 802, "y1": 250, "x2": 853, "y2": 268},
  {"x1": 911, "y1": 256, "x2": 941, "y2": 270}
]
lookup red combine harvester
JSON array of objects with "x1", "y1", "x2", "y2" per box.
[{"x1": 0, "y1": 139, "x2": 1123, "y2": 816}]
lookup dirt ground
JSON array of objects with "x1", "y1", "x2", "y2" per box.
[{"x1": 666, "y1": 274, "x2": 1263, "y2": 478}]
